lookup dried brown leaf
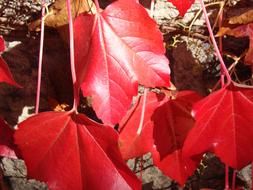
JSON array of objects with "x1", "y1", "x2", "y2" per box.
[
  {"x1": 229, "y1": 9, "x2": 253, "y2": 25},
  {"x1": 217, "y1": 24, "x2": 253, "y2": 65},
  {"x1": 29, "y1": 0, "x2": 96, "y2": 31}
]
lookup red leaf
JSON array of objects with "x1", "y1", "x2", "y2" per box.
[
  {"x1": 119, "y1": 92, "x2": 167, "y2": 160},
  {"x1": 153, "y1": 91, "x2": 202, "y2": 159},
  {"x1": 0, "y1": 36, "x2": 5, "y2": 52},
  {"x1": 168, "y1": 0, "x2": 195, "y2": 16},
  {"x1": 150, "y1": 91, "x2": 201, "y2": 185},
  {"x1": 15, "y1": 112, "x2": 141, "y2": 190},
  {"x1": 152, "y1": 149, "x2": 199, "y2": 186},
  {"x1": 0, "y1": 117, "x2": 17, "y2": 158},
  {"x1": 0, "y1": 36, "x2": 20, "y2": 87},
  {"x1": 0, "y1": 57, "x2": 20, "y2": 87},
  {"x1": 119, "y1": 91, "x2": 201, "y2": 185},
  {"x1": 183, "y1": 83, "x2": 253, "y2": 169},
  {"x1": 74, "y1": 0, "x2": 170, "y2": 125}
]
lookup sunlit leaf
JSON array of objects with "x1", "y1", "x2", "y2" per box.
[
  {"x1": 183, "y1": 83, "x2": 253, "y2": 169},
  {"x1": 15, "y1": 112, "x2": 141, "y2": 190},
  {"x1": 74, "y1": 0, "x2": 170, "y2": 125}
]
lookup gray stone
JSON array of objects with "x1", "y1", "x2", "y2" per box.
[
  {"x1": 0, "y1": 158, "x2": 27, "y2": 178},
  {"x1": 8, "y1": 177, "x2": 48, "y2": 190}
]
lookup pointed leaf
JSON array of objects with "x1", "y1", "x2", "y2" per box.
[
  {"x1": 0, "y1": 118, "x2": 17, "y2": 158},
  {"x1": 15, "y1": 112, "x2": 141, "y2": 190},
  {"x1": 74, "y1": 0, "x2": 170, "y2": 125},
  {"x1": 119, "y1": 92, "x2": 167, "y2": 160},
  {"x1": 152, "y1": 149, "x2": 199, "y2": 186},
  {"x1": 102, "y1": 1, "x2": 170, "y2": 87},
  {"x1": 183, "y1": 83, "x2": 253, "y2": 169},
  {"x1": 151, "y1": 91, "x2": 202, "y2": 185},
  {"x1": 0, "y1": 36, "x2": 19, "y2": 87},
  {"x1": 0, "y1": 56, "x2": 20, "y2": 87},
  {"x1": 168, "y1": 0, "x2": 195, "y2": 16},
  {"x1": 153, "y1": 91, "x2": 202, "y2": 159}
]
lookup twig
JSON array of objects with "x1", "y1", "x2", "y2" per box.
[
  {"x1": 134, "y1": 164, "x2": 153, "y2": 173},
  {"x1": 189, "y1": 1, "x2": 224, "y2": 33},
  {"x1": 211, "y1": 51, "x2": 246, "y2": 91}
]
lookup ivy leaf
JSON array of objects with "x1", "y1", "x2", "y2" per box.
[
  {"x1": 15, "y1": 112, "x2": 141, "y2": 190},
  {"x1": 119, "y1": 92, "x2": 167, "y2": 160},
  {"x1": 0, "y1": 58, "x2": 21, "y2": 87},
  {"x1": 153, "y1": 91, "x2": 202, "y2": 159},
  {"x1": 74, "y1": 0, "x2": 170, "y2": 125},
  {"x1": 168, "y1": 0, "x2": 195, "y2": 16},
  {"x1": 217, "y1": 24, "x2": 253, "y2": 65},
  {"x1": 151, "y1": 91, "x2": 202, "y2": 185},
  {"x1": 0, "y1": 117, "x2": 17, "y2": 158},
  {"x1": 152, "y1": 149, "x2": 199, "y2": 186},
  {"x1": 119, "y1": 91, "x2": 201, "y2": 185},
  {"x1": 183, "y1": 83, "x2": 253, "y2": 169}
]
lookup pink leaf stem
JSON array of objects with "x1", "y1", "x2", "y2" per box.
[
  {"x1": 218, "y1": 8, "x2": 225, "y2": 87},
  {"x1": 93, "y1": 0, "x2": 100, "y2": 11},
  {"x1": 150, "y1": 0, "x2": 155, "y2": 18},
  {"x1": 199, "y1": 0, "x2": 231, "y2": 85},
  {"x1": 35, "y1": 1, "x2": 46, "y2": 114},
  {"x1": 137, "y1": 88, "x2": 148, "y2": 135},
  {"x1": 67, "y1": 0, "x2": 79, "y2": 111},
  {"x1": 225, "y1": 165, "x2": 229, "y2": 190},
  {"x1": 232, "y1": 170, "x2": 236, "y2": 190}
]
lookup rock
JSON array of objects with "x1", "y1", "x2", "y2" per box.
[
  {"x1": 0, "y1": 30, "x2": 72, "y2": 126},
  {"x1": 8, "y1": 178, "x2": 47, "y2": 190},
  {"x1": 0, "y1": 157, "x2": 48, "y2": 190},
  {"x1": 239, "y1": 165, "x2": 252, "y2": 189},
  {"x1": 0, "y1": 158, "x2": 26, "y2": 177},
  {"x1": 127, "y1": 153, "x2": 174, "y2": 189},
  {"x1": 170, "y1": 42, "x2": 207, "y2": 96},
  {"x1": 0, "y1": 0, "x2": 44, "y2": 35}
]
